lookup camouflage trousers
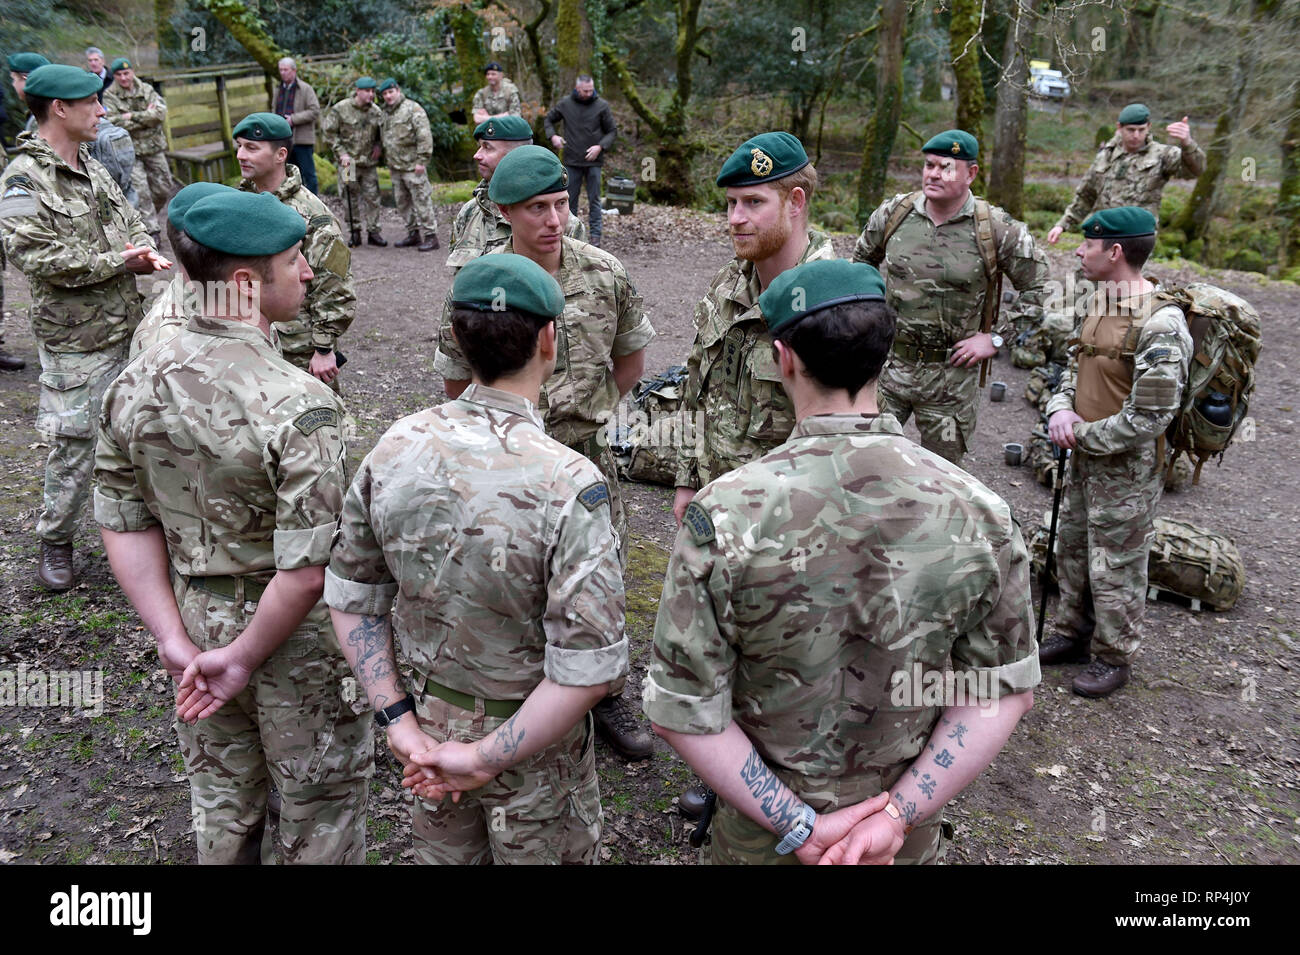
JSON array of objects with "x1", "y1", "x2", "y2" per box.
[
  {"x1": 391, "y1": 169, "x2": 437, "y2": 235},
  {"x1": 409, "y1": 694, "x2": 601, "y2": 864},
  {"x1": 340, "y1": 165, "x2": 382, "y2": 234},
  {"x1": 173, "y1": 579, "x2": 374, "y2": 864},
  {"x1": 129, "y1": 151, "x2": 177, "y2": 234},
  {"x1": 35, "y1": 344, "x2": 129, "y2": 544},
  {"x1": 709, "y1": 766, "x2": 944, "y2": 865},
  {"x1": 879, "y1": 357, "x2": 980, "y2": 467},
  {"x1": 1054, "y1": 443, "x2": 1164, "y2": 666}
]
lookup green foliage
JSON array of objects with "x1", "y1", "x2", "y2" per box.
[{"x1": 1022, "y1": 181, "x2": 1072, "y2": 213}]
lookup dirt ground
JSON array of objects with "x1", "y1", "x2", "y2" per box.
[{"x1": 0, "y1": 196, "x2": 1297, "y2": 865}]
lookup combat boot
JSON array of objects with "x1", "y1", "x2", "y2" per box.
[
  {"x1": 418, "y1": 232, "x2": 440, "y2": 252},
  {"x1": 37, "y1": 542, "x2": 74, "y2": 592},
  {"x1": 679, "y1": 781, "x2": 712, "y2": 821},
  {"x1": 0, "y1": 346, "x2": 25, "y2": 372},
  {"x1": 1038, "y1": 633, "x2": 1091, "y2": 665},
  {"x1": 592, "y1": 695, "x2": 653, "y2": 760},
  {"x1": 394, "y1": 230, "x2": 421, "y2": 248},
  {"x1": 367, "y1": 232, "x2": 388, "y2": 247},
  {"x1": 348, "y1": 229, "x2": 362, "y2": 248},
  {"x1": 1072, "y1": 660, "x2": 1130, "y2": 698}
]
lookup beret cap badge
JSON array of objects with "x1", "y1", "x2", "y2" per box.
[{"x1": 750, "y1": 148, "x2": 774, "y2": 177}]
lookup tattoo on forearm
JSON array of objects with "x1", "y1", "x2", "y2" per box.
[
  {"x1": 478, "y1": 711, "x2": 526, "y2": 770},
  {"x1": 345, "y1": 614, "x2": 399, "y2": 703},
  {"x1": 739, "y1": 748, "x2": 806, "y2": 836}
]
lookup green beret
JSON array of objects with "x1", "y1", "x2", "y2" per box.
[
  {"x1": 921, "y1": 129, "x2": 978, "y2": 161},
  {"x1": 6, "y1": 53, "x2": 50, "y2": 74},
  {"x1": 167, "y1": 182, "x2": 232, "y2": 229},
  {"x1": 377, "y1": 77, "x2": 397, "y2": 93},
  {"x1": 233, "y1": 112, "x2": 292, "y2": 142},
  {"x1": 354, "y1": 77, "x2": 377, "y2": 89},
  {"x1": 22, "y1": 64, "x2": 103, "y2": 101},
  {"x1": 452, "y1": 253, "x2": 564, "y2": 320},
  {"x1": 183, "y1": 191, "x2": 306, "y2": 256},
  {"x1": 1117, "y1": 103, "x2": 1150, "y2": 126},
  {"x1": 475, "y1": 115, "x2": 532, "y2": 142},
  {"x1": 110, "y1": 58, "x2": 132, "y2": 73},
  {"x1": 758, "y1": 259, "x2": 887, "y2": 334},
  {"x1": 716, "y1": 131, "x2": 810, "y2": 188},
  {"x1": 488, "y1": 145, "x2": 568, "y2": 204},
  {"x1": 1080, "y1": 206, "x2": 1157, "y2": 239}
]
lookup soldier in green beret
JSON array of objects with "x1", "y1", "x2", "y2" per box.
[
  {"x1": 321, "y1": 77, "x2": 386, "y2": 248},
  {"x1": 1048, "y1": 104, "x2": 1204, "y2": 247},
  {"x1": 102, "y1": 58, "x2": 176, "y2": 243},
  {"x1": 1, "y1": 63, "x2": 170, "y2": 591},
  {"x1": 445, "y1": 115, "x2": 587, "y2": 271},
  {"x1": 434, "y1": 144, "x2": 657, "y2": 760},
  {"x1": 1041, "y1": 207, "x2": 1192, "y2": 697},
  {"x1": 235, "y1": 111, "x2": 356, "y2": 389},
  {"x1": 646, "y1": 258, "x2": 1038, "y2": 864},
  {"x1": 378, "y1": 79, "x2": 439, "y2": 251},
  {"x1": 95, "y1": 189, "x2": 374, "y2": 863},
  {"x1": 853, "y1": 128, "x2": 1051, "y2": 466},
  {"x1": 329, "y1": 253, "x2": 628, "y2": 864}
]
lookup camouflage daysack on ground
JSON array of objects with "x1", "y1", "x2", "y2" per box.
[
  {"x1": 1024, "y1": 362, "x2": 1065, "y2": 415},
  {"x1": 1147, "y1": 517, "x2": 1245, "y2": 611},
  {"x1": 618, "y1": 365, "x2": 688, "y2": 487},
  {"x1": 1027, "y1": 510, "x2": 1057, "y2": 585},
  {"x1": 1012, "y1": 311, "x2": 1074, "y2": 369},
  {"x1": 1154, "y1": 283, "x2": 1261, "y2": 484}
]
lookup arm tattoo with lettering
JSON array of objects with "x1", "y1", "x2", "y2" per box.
[
  {"x1": 478, "y1": 711, "x2": 526, "y2": 771},
  {"x1": 344, "y1": 614, "x2": 400, "y2": 705},
  {"x1": 739, "y1": 747, "x2": 807, "y2": 837}
]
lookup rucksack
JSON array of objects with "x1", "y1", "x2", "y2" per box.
[
  {"x1": 1147, "y1": 517, "x2": 1245, "y2": 611},
  {"x1": 615, "y1": 365, "x2": 688, "y2": 487},
  {"x1": 1152, "y1": 284, "x2": 1261, "y2": 484}
]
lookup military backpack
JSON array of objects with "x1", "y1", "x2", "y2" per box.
[
  {"x1": 1147, "y1": 517, "x2": 1245, "y2": 611},
  {"x1": 616, "y1": 365, "x2": 689, "y2": 487}
]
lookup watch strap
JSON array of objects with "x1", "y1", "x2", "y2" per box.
[
  {"x1": 375, "y1": 695, "x2": 415, "y2": 727},
  {"x1": 774, "y1": 804, "x2": 816, "y2": 855}
]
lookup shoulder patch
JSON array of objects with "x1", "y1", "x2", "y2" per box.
[
  {"x1": 577, "y1": 481, "x2": 610, "y2": 512},
  {"x1": 4, "y1": 174, "x2": 35, "y2": 192},
  {"x1": 682, "y1": 501, "x2": 715, "y2": 546},
  {"x1": 308, "y1": 213, "x2": 335, "y2": 230},
  {"x1": 293, "y1": 406, "x2": 340, "y2": 435},
  {"x1": 321, "y1": 237, "x2": 351, "y2": 278}
]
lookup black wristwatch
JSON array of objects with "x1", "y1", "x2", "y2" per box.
[{"x1": 374, "y1": 696, "x2": 415, "y2": 727}]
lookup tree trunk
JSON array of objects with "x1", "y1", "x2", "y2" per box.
[
  {"x1": 522, "y1": 1, "x2": 556, "y2": 109},
  {"x1": 449, "y1": 5, "x2": 486, "y2": 119},
  {"x1": 1119, "y1": 1, "x2": 1160, "y2": 79},
  {"x1": 156, "y1": 0, "x2": 184, "y2": 67},
  {"x1": 556, "y1": 0, "x2": 586, "y2": 80},
  {"x1": 987, "y1": 2, "x2": 1028, "y2": 218},
  {"x1": 1278, "y1": 68, "x2": 1300, "y2": 271},
  {"x1": 949, "y1": 0, "x2": 986, "y2": 191},
  {"x1": 195, "y1": 0, "x2": 286, "y2": 71},
  {"x1": 857, "y1": 0, "x2": 905, "y2": 224}
]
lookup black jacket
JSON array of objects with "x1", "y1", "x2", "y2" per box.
[{"x1": 544, "y1": 91, "x2": 616, "y2": 167}]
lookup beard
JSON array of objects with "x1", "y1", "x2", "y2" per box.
[{"x1": 732, "y1": 211, "x2": 794, "y2": 263}]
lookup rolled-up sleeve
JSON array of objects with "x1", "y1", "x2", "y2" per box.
[
  {"x1": 326, "y1": 456, "x2": 398, "y2": 614},
  {"x1": 268, "y1": 402, "x2": 347, "y2": 569}
]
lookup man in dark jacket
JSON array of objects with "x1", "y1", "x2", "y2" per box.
[{"x1": 545, "y1": 76, "x2": 616, "y2": 246}]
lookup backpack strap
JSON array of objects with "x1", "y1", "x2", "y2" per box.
[
  {"x1": 973, "y1": 198, "x2": 1004, "y2": 386},
  {"x1": 864, "y1": 191, "x2": 923, "y2": 267}
]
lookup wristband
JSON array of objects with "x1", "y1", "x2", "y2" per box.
[{"x1": 774, "y1": 804, "x2": 816, "y2": 856}]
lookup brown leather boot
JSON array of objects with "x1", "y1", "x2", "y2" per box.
[
  {"x1": 37, "y1": 542, "x2": 74, "y2": 592},
  {"x1": 592, "y1": 695, "x2": 653, "y2": 761},
  {"x1": 1072, "y1": 660, "x2": 1130, "y2": 698},
  {"x1": 1038, "y1": 633, "x2": 1090, "y2": 665},
  {"x1": 348, "y1": 229, "x2": 362, "y2": 248},
  {"x1": 679, "y1": 781, "x2": 713, "y2": 820},
  {"x1": 418, "y1": 232, "x2": 439, "y2": 252},
  {"x1": 0, "y1": 346, "x2": 26, "y2": 372},
  {"x1": 394, "y1": 230, "x2": 421, "y2": 248},
  {"x1": 367, "y1": 232, "x2": 388, "y2": 247}
]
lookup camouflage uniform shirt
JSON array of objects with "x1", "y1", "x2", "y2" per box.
[
  {"x1": 676, "y1": 231, "x2": 835, "y2": 488},
  {"x1": 325, "y1": 383, "x2": 628, "y2": 698},
  {"x1": 131, "y1": 274, "x2": 201, "y2": 358},
  {"x1": 380, "y1": 95, "x2": 433, "y2": 172},
  {"x1": 101, "y1": 79, "x2": 169, "y2": 157},
  {"x1": 240, "y1": 164, "x2": 356, "y2": 355},
  {"x1": 321, "y1": 96, "x2": 383, "y2": 167},
  {"x1": 445, "y1": 179, "x2": 587, "y2": 270},
  {"x1": 1055, "y1": 133, "x2": 1207, "y2": 233},
  {"x1": 645, "y1": 412, "x2": 1038, "y2": 804},
  {"x1": 472, "y1": 80, "x2": 522, "y2": 117}
]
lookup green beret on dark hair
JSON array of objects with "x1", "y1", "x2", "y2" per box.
[
  {"x1": 452, "y1": 253, "x2": 564, "y2": 320},
  {"x1": 110, "y1": 58, "x2": 131, "y2": 73},
  {"x1": 233, "y1": 112, "x2": 292, "y2": 142},
  {"x1": 1117, "y1": 103, "x2": 1150, "y2": 125},
  {"x1": 354, "y1": 77, "x2": 377, "y2": 89},
  {"x1": 716, "y1": 131, "x2": 810, "y2": 188},
  {"x1": 22, "y1": 64, "x2": 103, "y2": 101},
  {"x1": 1080, "y1": 206, "x2": 1157, "y2": 239},
  {"x1": 921, "y1": 129, "x2": 978, "y2": 161},
  {"x1": 759, "y1": 259, "x2": 888, "y2": 334},
  {"x1": 488, "y1": 145, "x2": 569, "y2": 204},
  {"x1": 167, "y1": 182, "x2": 232, "y2": 229},
  {"x1": 183, "y1": 191, "x2": 306, "y2": 256},
  {"x1": 6, "y1": 52, "x2": 50, "y2": 74},
  {"x1": 475, "y1": 115, "x2": 532, "y2": 142},
  {"x1": 377, "y1": 77, "x2": 397, "y2": 93}
]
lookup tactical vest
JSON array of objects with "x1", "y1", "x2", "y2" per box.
[{"x1": 1071, "y1": 292, "x2": 1154, "y2": 422}]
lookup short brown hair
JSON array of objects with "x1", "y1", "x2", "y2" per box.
[
  {"x1": 171, "y1": 229, "x2": 272, "y2": 287},
  {"x1": 772, "y1": 163, "x2": 818, "y2": 206},
  {"x1": 772, "y1": 298, "x2": 896, "y2": 400},
  {"x1": 1114, "y1": 234, "x2": 1156, "y2": 268},
  {"x1": 449, "y1": 305, "x2": 554, "y2": 384}
]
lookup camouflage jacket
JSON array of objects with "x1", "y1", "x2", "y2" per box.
[
  {"x1": 435, "y1": 237, "x2": 655, "y2": 446},
  {"x1": 240, "y1": 164, "x2": 356, "y2": 353},
  {"x1": 1055, "y1": 133, "x2": 1206, "y2": 232},
  {"x1": 472, "y1": 80, "x2": 522, "y2": 117},
  {"x1": 445, "y1": 179, "x2": 587, "y2": 270},
  {"x1": 1045, "y1": 287, "x2": 1191, "y2": 457},
  {"x1": 101, "y1": 79, "x2": 169, "y2": 156},
  {"x1": 325, "y1": 384, "x2": 628, "y2": 699},
  {"x1": 853, "y1": 192, "x2": 1049, "y2": 347},
  {"x1": 644, "y1": 412, "x2": 1039, "y2": 796},
  {"x1": 379, "y1": 95, "x2": 432, "y2": 171},
  {"x1": 676, "y1": 231, "x2": 835, "y2": 489},
  {"x1": 131, "y1": 274, "x2": 201, "y2": 358},
  {"x1": 95, "y1": 313, "x2": 348, "y2": 579},
  {"x1": 321, "y1": 96, "x2": 383, "y2": 167},
  {"x1": 0, "y1": 131, "x2": 148, "y2": 353}
]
